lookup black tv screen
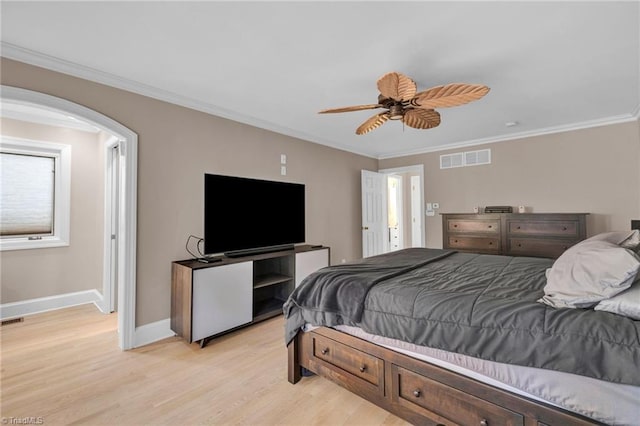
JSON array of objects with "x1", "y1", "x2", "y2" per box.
[{"x1": 204, "y1": 174, "x2": 305, "y2": 255}]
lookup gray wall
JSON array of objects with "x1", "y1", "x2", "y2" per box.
[
  {"x1": 380, "y1": 121, "x2": 640, "y2": 248},
  {"x1": 0, "y1": 58, "x2": 377, "y2": 326},
  {"x1": 3, "y1": 57, "x2": 639, "y2": 327}
]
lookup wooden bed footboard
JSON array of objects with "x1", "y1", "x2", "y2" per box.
[{"x1": 288, "y1": 327, "x2": 601, "y2": 426}]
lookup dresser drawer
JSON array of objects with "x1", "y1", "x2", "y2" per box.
[
  {"x1": 508, "y1": 238, "x2": 577, "y2": 259},
  {"x1": 448, "y1": 236, "x2": 500, "y2": 252},
  {"x1": 508, "y1": 220, "x2": 579, "y2": 237},
  {"x1": 392, "y1": 365, "x2": 524, "y2": 426},
  {"x1": 448, "y1": 219, "x2": 500, "y2": 234},
  {"x1": 312, "y1": 334, "x2": 383, "y2": 389}
]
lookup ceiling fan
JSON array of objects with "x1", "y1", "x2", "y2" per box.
[{"x1": 319, "y1": 72, "x2": 490, "y2": 135}]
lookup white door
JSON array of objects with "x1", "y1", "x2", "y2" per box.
[
  {"x1": 411, "y1": 175, "x2": 423, "y2": 247},
  {"x1": 361, "y1": 170, "x2": 387, "y2": 258}
]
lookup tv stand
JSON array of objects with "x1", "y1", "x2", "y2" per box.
[
  {"x1": 171, "y1": 244, "x2": 330, "y2": 347},
  {"x1": 224, "y1": 244, "x2": 295, "y2": 258}
]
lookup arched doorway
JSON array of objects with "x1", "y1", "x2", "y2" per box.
[{"x1": 1, "y1": 85, "x2": 137, "y2": 349}]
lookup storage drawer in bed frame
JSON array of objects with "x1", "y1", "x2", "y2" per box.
[{"x1": 289, "y1": 327, "x2": 600, "y2": 426}]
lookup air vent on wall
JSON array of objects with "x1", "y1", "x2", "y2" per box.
[{"x1": 440, "y1": 148, "x2": 491, "y2": 169}]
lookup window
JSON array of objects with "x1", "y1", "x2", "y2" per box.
[{"x1": 0, "y1": 137, "x2": 71, "y2": 250}]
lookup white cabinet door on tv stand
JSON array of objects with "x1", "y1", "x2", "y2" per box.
[
  {"x1": 191, "y1": 262, "x2": 253, "y2": 342},
  {"x1": 295, "y1": 248, "x2": 330, "y2": 287}
]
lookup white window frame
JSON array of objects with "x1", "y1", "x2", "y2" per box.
[{"x1": 0, "y1": 136, "x2": 71, "y2": 251}]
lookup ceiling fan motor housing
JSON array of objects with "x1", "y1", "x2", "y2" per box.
[{"x1": 388, "y1": 104, "x2": 404, "y2": 120}]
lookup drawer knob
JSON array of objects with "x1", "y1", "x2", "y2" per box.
[
  {"x1": 480, "y1": 420, "x2": 489, "y2": 426},
  {"x1": 488, "y1": 242, "x2": 493, "y2": 245},
  {"x1": 454, "y1": 224, "x2": 458, "y2": 227},
  {"x1": 321, "y1": 348, "x2": 329, "y2": 355},
  {"x1": 413, "y1": 389, "x2": 421, "y2": 397},
  {"x1": 517, "y1": 226, "x2": 521, "y2": 229},
  {"x1": 518, "y1": 243, "x2": 522, "y2": 247},
  {"x1": 488, "y1": 225, "x2": 492, "y2": 229},
  {"x1": 454, "y1": 240, "x2": 458, "y2": 243},
  {"x1": 359, "y1": 365, "x2": 366, "y2": 373}
]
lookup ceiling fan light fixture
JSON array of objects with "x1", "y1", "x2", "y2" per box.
[{"x1": 388, "y1": 104, "x2": 404, "y2": 120}]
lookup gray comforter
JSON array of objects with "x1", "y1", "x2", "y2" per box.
[{"x1": 283, "y1": 248, "x2": 640, "y2": 386}]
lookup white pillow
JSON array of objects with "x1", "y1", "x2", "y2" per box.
[
  {"x1": 594, "y1": 278, "x2": 640, "y2": 320},
  {"x1": 538, "y1": 240, "x2": 640, "y2": 309},
  {"x1": 587, "y1": 230, "x2": 640, "y2": 250}
]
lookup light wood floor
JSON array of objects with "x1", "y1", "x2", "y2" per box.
[{"x1": 0, "y1": 304, "x2": 409, "y2": 425}]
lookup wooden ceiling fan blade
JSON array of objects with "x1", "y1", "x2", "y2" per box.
[
  {"x1": 411, "y1": 84, "x2": 490, "y2": 108},
  {"x1": 319, "y1": 104, "x2": 383, "y2": 114},
  {"x1": 402, "y1": 108, "x2": 441, "y2": 129},
  {"x1": 377, "y1": 72, "x2": 417, "y2": 102},
  {"x1": 356, "y1": 113, "x2": 390, "y2": 135}
]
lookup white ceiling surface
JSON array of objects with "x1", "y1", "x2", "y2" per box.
[{"x1": 1, "y1": 1, "x2": 639, "y2": 159}]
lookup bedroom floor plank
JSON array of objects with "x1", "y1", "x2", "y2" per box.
[{"x1": 0, "y1": 304, "x2": 409, "y2": 426}]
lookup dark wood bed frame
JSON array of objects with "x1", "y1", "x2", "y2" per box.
[{"x1": 288, "y1": 326, "x2": 602, "y2": 426}]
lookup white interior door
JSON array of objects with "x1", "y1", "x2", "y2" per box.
[{"x1": 361, "y1": 170, "x2": 387, "y2": 258}]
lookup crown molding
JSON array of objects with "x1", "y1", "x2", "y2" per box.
[
  {"x1": 377, "y1": 112, "x2": 640, "y2": 160},
  {"x1": 0, "y1": 42, "x2": 377, "y2": 159},
  {"x1": 2, "y1": 42, "x2": 637, "y2": 162}
]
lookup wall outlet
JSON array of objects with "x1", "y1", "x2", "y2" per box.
[
  {"x1": 426, "y1": 203, "x2": 433, "y2": 210},
  {"x1": 280, "y1": 154, "x2": 287, "y2": 164},
  {"x1": 280, "y1": 166, "x2": 286, "y2": 175}
]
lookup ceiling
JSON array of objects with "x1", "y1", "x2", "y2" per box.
[{"x1": 1, "y1": 1, "x2": 639, "y2": 159}]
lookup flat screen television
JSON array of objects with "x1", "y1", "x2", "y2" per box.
[{"x1": 204, "y1": 174, "x2": 305, "y2": 257}]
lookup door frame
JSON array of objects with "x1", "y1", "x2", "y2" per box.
[
  {"x1": 1, "y1": 85, "x2": 138, "y2": 350},
  {"x1": 103, "y1": 136, "x2": 120, "y2": 314},
  {"x1": 378, "y1": 164, "x2": 425, "y2": 248},
  {"x1": 386, "y1": 174, "x2": 404, "y2": 250}
]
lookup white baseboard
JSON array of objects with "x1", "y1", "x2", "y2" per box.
[
  {"x1": 0, "y1": 289, "x2": 104, "y2": 320},
  {"x1": 134, "y1": 318, "x2": 175, "y2": 348},
  {"x1": 0, "y1": 291, "x2": 174, "y2": 348}
]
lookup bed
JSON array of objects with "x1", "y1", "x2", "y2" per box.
[{"x1": 284, "y1": 236, "x2": 640, "y2": 426}]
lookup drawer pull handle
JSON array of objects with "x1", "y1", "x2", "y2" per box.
[
  {"x1": 480, "y1": 420, "x2": 489, "y2": 426},
  {"x1": 359, "y1": 365, "x2": 366, "y2": 373},
  {"x1": 321, "y1": 348, "x2": 329, "y2": 355},
  {"x1": 413, "y1": 389, "x2": 421, "y2": 398}
]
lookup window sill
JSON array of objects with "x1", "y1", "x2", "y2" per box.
[{"x1": 0, "y1": 236, "x2": 70, "y2": 251}]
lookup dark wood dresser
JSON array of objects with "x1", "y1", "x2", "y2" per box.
[{"x1": 441, "y1": 213, "x2": 588, "y2": 259}]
